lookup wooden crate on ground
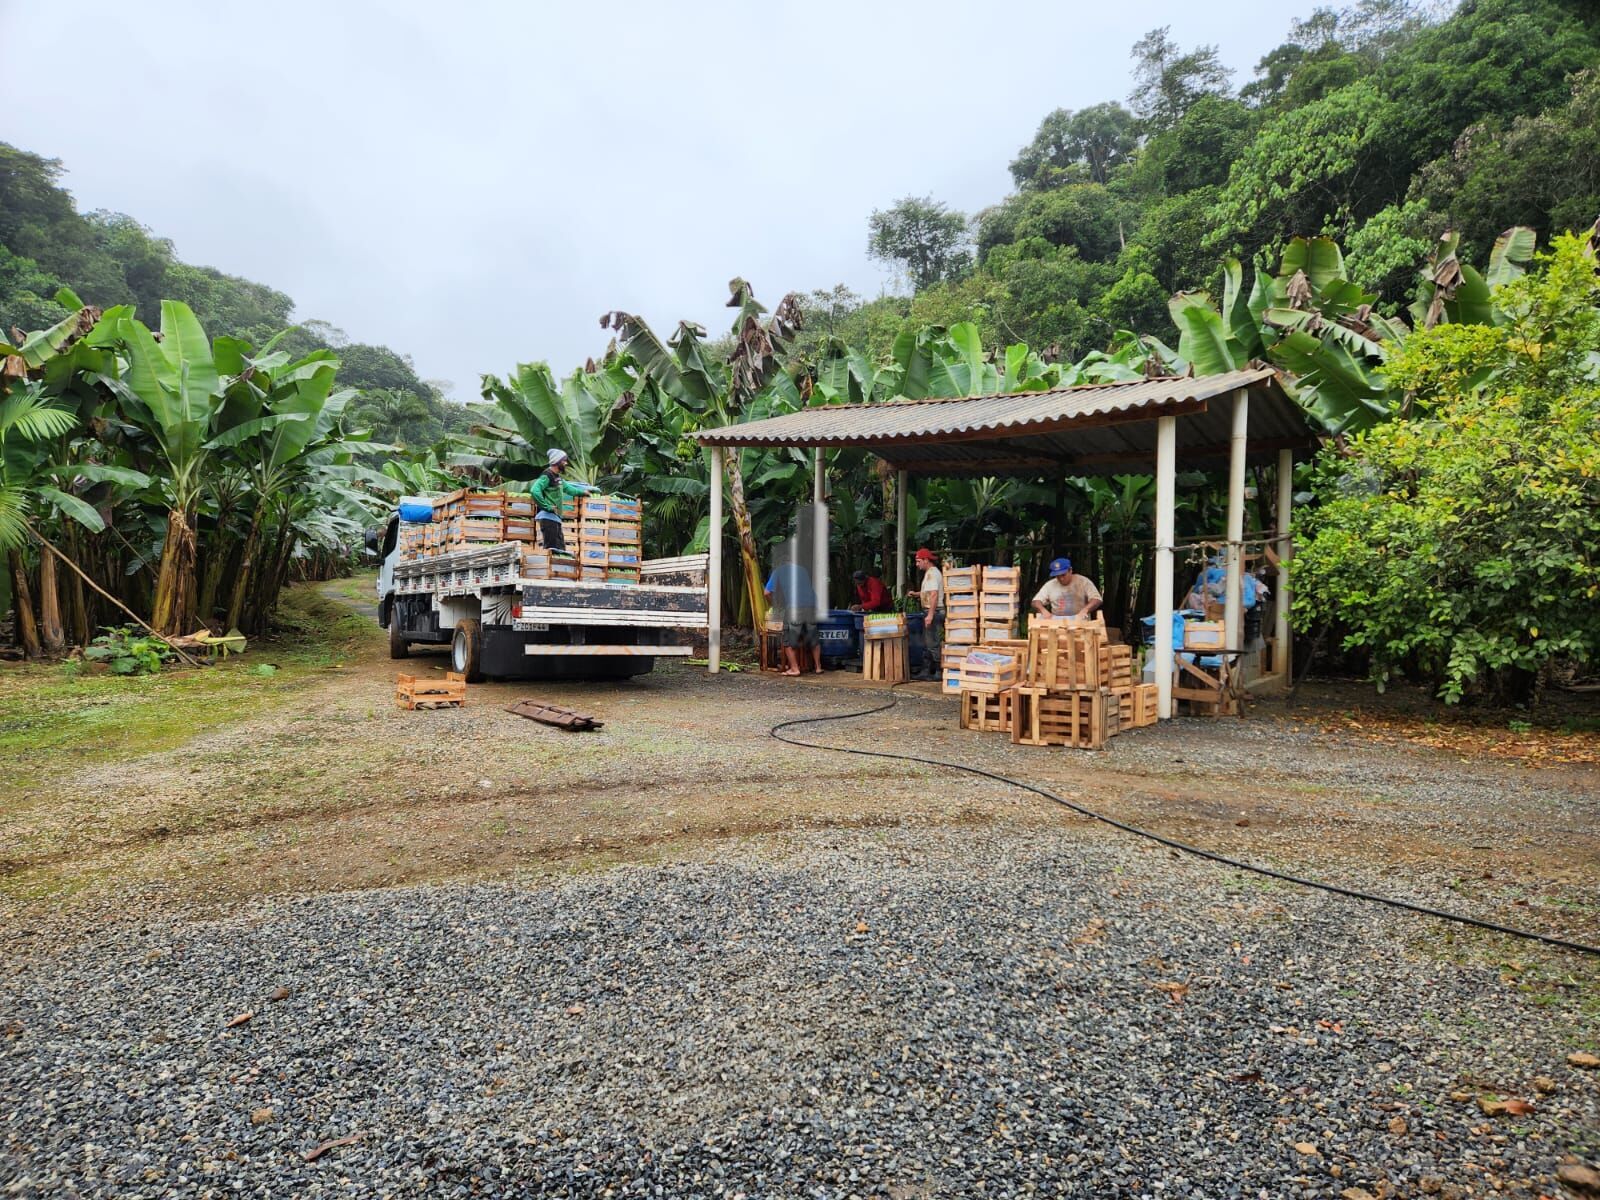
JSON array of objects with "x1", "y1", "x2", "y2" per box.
[
  {"x1": 864, "y1": 635, "x2": 909, "y2": 683},
  {"x1": 957, "y1": 649, "x2": 1020, "y2": 694},
  {"x1": 1105, "y1": 643, "x2": 1134, "y2": 690},
  {"x1": 1028, "y1": 612, "x2": 1106, "y2": 633},
  {"x1": 942, "y1": 645, "x2": 973, "y2": 695},
  {"x1": 1131, "y1": 683, "x2": 1160, "y2": 728},
  {"x1": 1012, "y1": 686, "x2": 1119, "y2": 749},
  {"x1": 1112, "y1": 685, "x2": 1134, "y2": 728},
  {"x1": 945, "y1": 566, "x2": 981, "y2": 594},
  {"x1": 395, "y1": 671, "x2": 467, "y2": 711},
  {"x1": 959, "y1": 687, "x2": 1015, "y2": 733}
]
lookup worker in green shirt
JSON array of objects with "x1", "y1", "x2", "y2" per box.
[{"x1": 530, "y1": 449, "x2": 595, "y2": 554}]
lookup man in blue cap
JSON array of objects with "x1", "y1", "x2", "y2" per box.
[{"x1": 1031, "y1": 557, "x2": 1102, "y2": 619}]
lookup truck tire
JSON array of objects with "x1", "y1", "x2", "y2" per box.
[
  {"x1": 451, "y1": 618, "x2": 483, "y2": 682},
  {"x1": 388, "y1": 606, "x2": 410, "y2": 659}
]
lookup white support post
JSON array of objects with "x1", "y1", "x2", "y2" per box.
[
  {"x1": 812, "y1": 448, "x2": 829, "y2": 616},
  {"x1": 1275, "y1": 447, "x2": 1294, "y2": 683},
  {"x1": 1224, "y1": 389, "x2": 1249, "y2": 659},
  {"x1": 708, "y1": 445, "x2": 723, "y2": 676},
  {"x1": 895, "y1": 468, "x2": 908, "y2": 597},
  {"x1": 1154, "y1": 415, "x2": 1176, "y2": 720}
]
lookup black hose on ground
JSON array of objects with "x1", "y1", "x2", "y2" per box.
[{"x1": 770, "y1": 694, "x2": 1600, "y2": 960}]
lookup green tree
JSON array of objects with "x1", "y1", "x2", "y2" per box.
[
  {"x1": 1128, "y1": 26, "x2": 1233, "y2": 134},
  {"x1": 867, "y1": 196, "x2": 972, "y2": 290},
  {"x1": 1293, "y1": 233, "x2": 1600, "y2": 702},
  {"x1": 1009, "y1": 103, "x2": 1138, "y2": 189}
]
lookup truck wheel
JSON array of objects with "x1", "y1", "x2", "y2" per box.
[
  {"x1": 451, "y1": 618, "x2": 483, "y2": 682},
  {"x1": 388, "y1": 606, "x2": 410, "y2": 659}
]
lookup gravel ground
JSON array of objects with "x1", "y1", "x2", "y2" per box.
[{"x1": 5, "y1": 827, "x2": 1597, "y2": 1199}]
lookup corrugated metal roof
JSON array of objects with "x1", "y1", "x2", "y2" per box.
[{"x1": 694, "y1": 369, "x2": 1319, "y2": 477}]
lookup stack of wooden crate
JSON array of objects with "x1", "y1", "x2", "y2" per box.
[
  {"x1": 978, "y1": 565, "x2": 1021, "y2": 641},
  {"x1": 951, "y1": 615, "x2": 1161, "y2": 751},
  {"x1": 577, "y1": 494, "x2": 643, "y2": 584},
  {"x1": 942, "y1": 565, "x2": 981, "y2": 694}
]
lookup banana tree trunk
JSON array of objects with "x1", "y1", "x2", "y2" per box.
[
  {"x1": 224, "y1": 503, "x2": 265, "y2": 631},
  {"x1": 150, "y1": 507, "x2": 198, "y2": 636},
  {"x1": 723, "y1": 452, "x2": 767, "y2": 635},
  {"x1": 878, "y1": 462, "x2": 896, "y2": 576},
  {"x1": 8, "y1": 549, "x2": 41, "y2": 658},
  {"x1": 38, "y1": 547, "x2": 65, "y2": 654},
  {"x1": 63, "y1": 524, "x2": 90, "y2": 647}
]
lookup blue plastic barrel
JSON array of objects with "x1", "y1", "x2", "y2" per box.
[
  {"x1": 398, "y1": 498, "x2": 435, "y2": 523},
  {"x1": 816, "y1": 609, "x2": 860, "y2": 662}
]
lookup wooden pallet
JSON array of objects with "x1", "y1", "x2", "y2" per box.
[
  {"x1": 505, "y1": 698, "x2": 603, "y2": 730},
  {"x1": 959, "y1": 687, "x2": 1014, "y2": 733},
  {"x1": 863, "y1": 635, "x2": 909, "y2": 683},
  {"x1": 1011, "y1": 686, "x2": 1119, "y2": 749},
  {"x1": 396, "y1": 671, "x2": 467, "y2": 711}
]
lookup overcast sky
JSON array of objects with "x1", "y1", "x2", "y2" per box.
[{"x1": 6, "y1": 0, "x2": 1327, "y2": 398}]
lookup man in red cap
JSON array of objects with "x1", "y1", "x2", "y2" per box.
[{"x1": 915, "y1": 548, "x2": 943, "y2": 677}]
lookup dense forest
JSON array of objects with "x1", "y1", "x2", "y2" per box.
[
  {"x1": 827, "y1": 0, "x2": 1600, "y2": 361},
  {"x1": 0, "y1": 145, "x2": 470, "y2": 449}
]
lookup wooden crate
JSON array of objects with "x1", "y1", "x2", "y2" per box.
[
  {"x1": 1111, "y1": 685, "x2": 1134, "y2": 727},
  {"x1": 1025, "y1": 626, "x2": 1104, "y2": 690},
  {"x1": 945, "y1": 566, "x2": 981, "y2": 594},
  {"x1": 1184, "y1": 620, "x2": 1226, "y2": 652},
  {"x1": 1132, "y1": 683, "x2": 1160, "y2": 728},
  {"x1": 604, "y1": 567, "x2": 641, "y2": 585},
  {"x1": 395, "y1": 671, "x2": 467, "y2": 711},
  {"x1": 1105, "y1": 644, "x2": 1135, "y2": 690},
  {"x1": 1011, "y1": 686, "x2": 1119, "y2": 749},
  {"x1": 549, "y1": 557, "x2": 580, "y2": 580},
  {"x1": 959, "y1": 687, "x2": 1015, "y2": 733},
  {"x1": 580, "y1": 495, "x2": 642, "y2": 521},
  {"x1": 947, "y1": 595, "x2": 981, "y2": 621},
  {"x1": 979, "y1": 593, "x2": 1018, "y2": 619},
  {"x1": 980, "y1": 621, "x2": 1015, "y2": 642},
  {"x1": 864, "y1": 635, "x2": 909, "y2": 683},
  {"x1": 502, "y1": 517, "x2": 540, "y2": 541},
  {"x1": 503, "y1": 495, "x2": 536, "y2": 517},
  {"x1": 957, "y1": 650, "x2": 1020, "y2": 694},
  {"x1": 946, "y1": 620, "x2": 979, "y2": 645},
  {"x1": 863, "y1": 613, "x2": 907, "y2": 640},
  {"x1": 461, "y1": 517, "x2": 502, "y2": 544},
  {"x1": 463, "y1": 490, "x2": 505, "y2": 516},
  {"x1": 980, "y1": 565, "x2": 1020, "y2": 591},
  {"x1": 1029, "y1": 612, "x2": 1106, "y2": 633}
]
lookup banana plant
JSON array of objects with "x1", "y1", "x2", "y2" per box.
[
  {"x1": 86, "y1": 301, "x2": 226, "y2": 634},
  {"x1": 476, "y1": 356, "x2": 639, "y2": 485}
]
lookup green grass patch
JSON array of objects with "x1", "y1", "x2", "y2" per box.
[{"x1": 0, "y1": 578, "x2": 379, "y2": 773}]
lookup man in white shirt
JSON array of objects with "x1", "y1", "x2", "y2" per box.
[
  {"x1": 916, "y1": 548, "x2": 943, "y2": 677},
  {"x1": 1031, "y1": 557, "x2": 1102, "y2": 619}
]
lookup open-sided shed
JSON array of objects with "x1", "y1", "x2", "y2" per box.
[{"x1": 695, "y1": 368, "x2": 1322, "y2": 719}]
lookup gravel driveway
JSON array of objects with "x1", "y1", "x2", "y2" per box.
[{"x1": 5, "y1": 827, "x2": 1596, "y2": 1199}]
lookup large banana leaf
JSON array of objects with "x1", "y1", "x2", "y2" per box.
[
  {"x1": 1220, "y1": 258, "x2": 1263, "y2": 360},
  {"x1": 1486, "y1": 226, "x2": 1537, "y2": 288},
  {"x1": 1279, "y1": 237, "x2": 1346, "y2": 293},
  {"x1": 1167, "y1": 292, "x2": 1242, "y2": 376},
  {"x1": 1268, "y1": 330, "x2": 1392, "y2": 434}
]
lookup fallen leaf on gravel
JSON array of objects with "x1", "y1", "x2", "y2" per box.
[
  {"x1": 2, "y1": 1022, "x2": 22, "y2": 1038},
  {"x1": 1229, "y1": 1071, "x2": 1262, "y2": 1085},
  {"x1": 250, "y1": 1108, "x2": 272, "y2": 1125},
  {"x1": 1568, "y1": 1051, "x2": 1600, "y2": 1070},
  {"x1": 302, "y1": 1133, "x2": 362, "y2": 1163},
  {"x1": 854, "y1": 921, "x2": 869, "y2": 934},
  {"x1": 1532, "y1": 1076, "x2": 1557, "y2": 1093},
  {"x1": 564, "y1": 1004, "x2": 584, "y2": 1016},
  {"x1": 1478, "y1": 1097, "x2": 1535, "y2": 1117},
  {"x1": 1293, "y1": 1141, "x2": 1318, "y2": 1156},
  {"x1": 1071, "y1": 918, "x2": 1107, "y2": 944},
  {"x1": 225, "y1": 1012, "x2": 254, "y2": 1028},
  {"x1": 1341, "y1": 1189, "x2": 1376, "y2": 1200},
  {"x1": 1152, "y1": 981, "x2": 1189, "y2": 1005},
  {"x1": 1388, "y1": 1116, "x2": 1408, "y2": 1135},
  {"x1": 268, "y1": 987, "x2": 290, "y2": 1002}
]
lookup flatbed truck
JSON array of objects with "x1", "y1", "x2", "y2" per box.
[{"x1": 371, "y1": 516, "x2": 709, "y2": 681}]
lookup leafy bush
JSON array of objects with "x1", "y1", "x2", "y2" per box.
[
  {"x1": 82, "y1": 627, "x2": 174, "y2": 676},
  {"x1": 1293, "y1": 234, "x2": 1600, "y2": 703}
]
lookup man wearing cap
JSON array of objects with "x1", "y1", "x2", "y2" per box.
[
  {"x1": 1032, "y1": 557, "x2": 1103, "y2": 619},
  {"x1": 916, "y1": 548, "x2": 943, "y2": 677},
  {"x1": 530, "y1": 449, "x2": 595, "y2": 554}
]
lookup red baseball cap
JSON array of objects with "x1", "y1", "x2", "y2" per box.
[{"x1": 915, "y1": 548, "x2": 934, "y2": 562}]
